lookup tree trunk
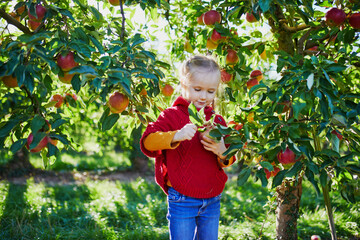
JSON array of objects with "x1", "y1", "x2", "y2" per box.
[
  {"x1": 0, "y1": 147, "x2": 34, "y2": 178},
  {"x1": 276, "y1": 177, "x2": 303, "y2": 240},
  {"x1": 130, "y1": 124, "x2": 149, "y2": 172}
]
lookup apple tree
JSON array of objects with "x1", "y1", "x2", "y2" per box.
[
  {"x1": 0, "y1": 0, "x2": 172, "y2": 173},
  {"x1": 159, "y1": 0, "x2": 360, "y2": 239}
]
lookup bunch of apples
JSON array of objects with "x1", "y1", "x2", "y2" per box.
[{"x1": 325, "y1": 7, "x2": 360, "y2": 29}]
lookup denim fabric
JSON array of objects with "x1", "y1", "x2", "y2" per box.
[{"x1": 167, "y1": 187, "x2": 221, "y2": 240}]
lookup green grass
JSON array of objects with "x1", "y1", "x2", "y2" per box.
[
  {"x1": 0, "y1": 176, "x2": 359, "y2": 240},
  {"x1": 0, "y1": 151, "x2": 359, "y2": 239}
]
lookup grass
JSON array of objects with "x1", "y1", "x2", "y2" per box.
[{"x1": 0, "y1": 151, "x2": 359, "y2": 239}]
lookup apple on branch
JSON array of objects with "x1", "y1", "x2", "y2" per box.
[
  {"x1": 1, "y1": 75, "x2": 18, "y2": 88},
  {"x1": 108, "y1": 0, "x2": 122, "y2": 6},
  {"x1": 325, "y1": 8, "x2": 346, "y2": 27},
  {"x1": 58, "y1": 72, "x2": 75, "y2": 84},
  {"x1": 57, "y1": 51, "x2": 79, "y2": 72},
  {"x1": 26, "y1": 133, "x2": 48, "y2": 153},
  {"x1": 250, "y1": 70, "x2": 263, "y2": 81},
  {"x1": 246, "y1": 78, "x2": 259, "y2": 89},
  {"x1": 210, "y1": 29, "x2": 226, "y2": 43},
  {"x1": 203, "y1": 10, "x2": 221, "y2": 26},
  {"x1": 221, "y1": 69, "x2": 233, "y2": 83},
  {"x1": 28, "y1": 4, "x2": 47, "y2": 22},
  {"x1": 184, "y1": 40, "x2": 194, "y2": 53},
  {"x1": 246, "y1": 12, "x2": 260, "y2": 23},
  {"x1": 162, "y1": 84, "x2": 174, "y2": 97},
  {"x1": 197, "y1": 13, "x2": 205, "y2": 25},
  {"x1": 108, "y1": 91, "x2": 129, "y2": 114},
  {"x1": 50, "y1": 94, "x2": 64, "y2": 108},
  {"x1": 225, "y1": 49, "x2": 239, "y2": 66},
  {"x1": 206, "y1": 39, "x2": 218, "y2": 50},
  {"x1": 277, "y1": 147, "x2": 299, "y2": 169},
  {"x1": 349, "y1": 13, "x2": 360, "y2": 29},
  {"x1": 264, "y1": 165, "x2": 281, "y2": 179}
]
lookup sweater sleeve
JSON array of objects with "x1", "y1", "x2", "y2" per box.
[{"x1": 143, "y1": 131, "x2": 180, "y2": 151}]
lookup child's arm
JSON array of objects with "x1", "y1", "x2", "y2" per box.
[{"x1": 143, "y1": 123, "x2": 197, "y2": 151}]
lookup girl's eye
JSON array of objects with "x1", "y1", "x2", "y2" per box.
[
  {"x1": 194, "y1": 88, "x2": 201, "y2": 92},
  {"x1": 208, "y1": 91, "x2": 215, "y2": 94}
]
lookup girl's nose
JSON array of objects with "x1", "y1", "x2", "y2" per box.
[{"x1": 199, "y1": 91, "x2": 206, "y2": 99}]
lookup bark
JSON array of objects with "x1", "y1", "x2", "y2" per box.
[
  {"x1": 276, "y1": 177, "x2": 303, "y2": 240},
  {"x1": 0, "y1": 147, "x2": 34, "y2": 178}
]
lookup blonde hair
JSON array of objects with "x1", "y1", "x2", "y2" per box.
[{"x1": 179, "y1": 55, "x2": 221, "y2": 84}]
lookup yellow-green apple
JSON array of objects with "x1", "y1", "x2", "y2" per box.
[
  {"x1": 206, "y1": 39, "x2": 218, "y2": 50},
  {"x1": 1, "y1": 75, "x2": 18, "y2": 88},
  {"x1": 203, "y1": 10, "x2": 221, "y2": 26},
  {"x1": 325, "y1": 8, "x2": 346, "y2": 27},
  {"x1": 108, "y1": 0, "x2": 122, "y2": 6},
  {"x1": 57, "y1": 51, "x2": 78, "y2": 71},
  {"x1": 108, "y1": 91, "x2": 129, "y2": 113},
  {"x1": 221, "y1": 69, "x2": 233, "y2": 83},
  {"x1": 26, "y1": 133, "x2": 48, "y2": 153},
  {"x1": 59, "y1": 72, "x2": 74, "y2": 84},
  {"x1": 50, "y1": 94, "x2": 64, "y2": 108},
  {"x1": 162, "y1": 84, "x2": 174, "y2": 97},
  {"x1": 184, "y1": 40, "x2": 194, "y2": 53},
  {"x1": 349, "y1": 13, "x2": 360, "y2": 29},
  {"x1": 28, "y1": 4, "x2": 46, "y2": 22},
  {"x1": 246, "y1": 78, "x2": 259, "y2": 89},
  {"x1": 250, "y1": 70, "x2": 263, "y2": 81},
  {"x1": 197, "y1": 13, "x2": 205, "y2": 25},
  {"x1": 264, "y1": 165, "x2": 280, "y2": 179},
  {"x1": 225, "y1": 49, "x2": 239, "y2": 65},
  {"x1": 260, "y1": 50, "x2": 267, "y2": 60}
]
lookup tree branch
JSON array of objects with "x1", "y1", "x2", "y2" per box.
[
  {"x1": 119, "y1": 2, "x2": 125, "y2": 42},
  {"x1": 0, "y1": 8, "x2": 32, "y2": 35},
  {"x1": 280, "y1": 20, "x2": 310, "y2": 33}
]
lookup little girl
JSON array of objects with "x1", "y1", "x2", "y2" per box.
[{"x1": 140, "y1": 55, "x2": 235, "y2": 240}]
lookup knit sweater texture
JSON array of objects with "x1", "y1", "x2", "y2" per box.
[{"x1": 140, "y1": 96, "x2": 234, "y2": 198}]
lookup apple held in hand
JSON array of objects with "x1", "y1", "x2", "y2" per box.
[
  {"x1": 325, "y1": 8, "x2": 346, "y2": 27},
  {"x1": 203, "y1": 10, "x2": 221, "y2": 26},
  {"x1": 57, "y1": 51, "x2": 79, "y2": 71},
  {"x1": 108, "y1": 91, "x2": 129, "y2": 113},
  {"x1": 26, "y1": 133, "x2": 48, "y2": 153}
]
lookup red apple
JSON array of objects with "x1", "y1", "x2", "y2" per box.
[
  {"x1": 57, "y1": 51, "x2": 79, "y2": 71},
  {"x1": 264, "y1": 166, "x2": 280, "y2": 179},
  {"x1": 28, "y1": 20, "x2": 41, "y2": 31},
  {"x1": 108, "y1": 0, "x2": 122, "y2": 6},
  {"x1": 206, "y1": 39, "x2": 218, "y2": 50},
  {"x1": 1, "y1": 75, "x2": 18, "y2": 88},
  {"x1": 250, "y1": 70, "x2": 263, "y2": 81},
  {"x1": 58, "y1": 72, "x2": 74, "y2": 84},
  {"x1": 246, "y1": 12, "x2": 258, "y2": 23},
  {"x1": 277, "y1": 147, "x2": 298, "y2": 168},
  {"x1": 26, "y1": 133, "x2": 48, "y2": 153},
  {"x1": 311, "y1": 235, "x2": 321, "y2": 240},
  {"x1": 325, "y1": 8, "x2": 346, "y2": 27},
  {"x1": 246, "y1": 78, "x2": 259, "y2": 89},
  {"x1": 197, "y1": 13, "x2": 205, "y2": 25},
  {"x1": 210, "y1": 29, "x2": 226, "y2": 43},
  {"x1": 162, "y1": 84, "x2": 174, "y2": 97},
  {"x1": 349, "y1": 13, "x2": 360, "y2": 29},
  {"x1": 203, "y1": 10, "x2": 221, "y2": 26},
  {"x1": 108, "y1": 91, "x2": 129, "y2": 113},
  {"x1": 28, "y1": 4, "x2": 46, "y2": 22},
  {"x1": 50, "y1": 94, "x2": 64, "y2": 108},
  {"x1": 225, "y1": 49, "x2": 239, "y2": 65},
  {"x1": 221, "y1": 69, "x2": 233, "y2": 83},
  {"x1": 331, "y1": 129, "x2": 343, "y2": 140}
]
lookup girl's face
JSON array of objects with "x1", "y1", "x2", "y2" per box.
[{"x1": 182, "y1": 71, "x2": 220, "y2": 109}]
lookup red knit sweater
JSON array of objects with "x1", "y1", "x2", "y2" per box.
[{"x1": 140, "y1": 96, "x2": 235, "y2": 198}]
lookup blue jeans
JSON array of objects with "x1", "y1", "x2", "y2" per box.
[{"x1": 167, "y1": 187, "x2": 221, "y2": 240}]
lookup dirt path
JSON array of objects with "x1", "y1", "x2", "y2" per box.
[{"x1": 0, "y1": 169, "x2": 155, "y2": 185}]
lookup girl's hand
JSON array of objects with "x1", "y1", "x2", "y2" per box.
[
  {"x1": 200, "y1": 135, "x2": 227, "y2": 159},
  {"x1": 172, "y1": 123, "x2": 197, "y2": 143}
]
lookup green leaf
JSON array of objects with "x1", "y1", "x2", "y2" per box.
[
  {"x1": 260, "y1": 161, "x2": 274, "y2": 171},
  {"x1": 102, "y1": 114, "x2": 119, "y2": 131},
  {"x1": 259, "y1": 0, "x2": 272, "y2": 12},
  {"x1": 320, "y1": 169, "x2": 328, "y2": 187},
  {"x1": 52, "y1": 118, "x2": 67, "y2": 129},
  {"x1": 237, "y1": 168, "x2": 251, "y2": 186},
  {"x1": 285, "y1": 161, "x2": 303, "y2": 178},
  {"x1": 188, "y1": 103, "x2": 204, "y2": 127},
  {"x1": 10, "y1": 139, "x2": 27, "y2": 153},
  {"x1": 31, "y1": 115, "x2": 45, "y2": 133},
  {"x1": 305, "y1": 168, "x2": 320, "y2": 195},
  {"x1": 307, "y1": 73, "x2": 314, "y2": 90},
  {"x1": 0, "y1": 120, "x2": 19, "y2": 138},
  {"x1": 272, "y1": 170, "x2": 287, "y2": 188},
  {"x1": 89, "y1": 35, "x2": 105, "y2": 54},
  {"x1": 256, "y1": 170, "x2": 268, "y2": 188},
  {"x1": 248, "y1": 83, "x2": 267, "y2": 98},
  {"x1": 89, "y1": 6, "x2": 103, "y2": 21},
  {"x1": 293, "y1": 93, "x2": 307, "y2": 119}
]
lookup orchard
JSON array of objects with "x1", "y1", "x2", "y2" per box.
[{"x1": 1, "y1": 0, "x2": 360, "y2": 239}]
